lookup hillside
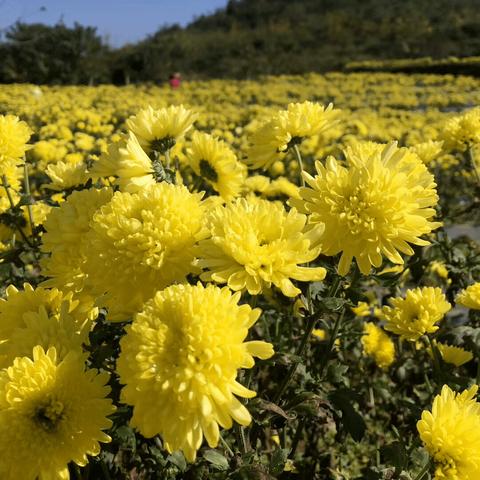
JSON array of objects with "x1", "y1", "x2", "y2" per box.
[{"x1": 116, "y1": 0, "x2": 480, "y2": 80}]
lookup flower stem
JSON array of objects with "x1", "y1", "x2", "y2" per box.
[
  {"x1": 427, "y1": 335, "x2": 443, "y2": 385},
  {"x1": 219, "y1": 433, "x2": 235, "y2": 457},
  {"x1": 293, "y1": 143, "x2": 306, "y2": 188},
  {"x1": 234, "y1": 423, "x2": 248, "y2": 454},
  {"x1": 271, "y1": 312, "x2": 317, "y2": 404},
  {"x1": 413, "y1": 458, "x2": 432, "y2": 480},
  {"x1": 99, "y1": 459, "x2": 111, "y2": 480}
]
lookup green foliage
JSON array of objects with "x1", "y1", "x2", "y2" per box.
[{"x1": 2, "y1": 0, "x2": 480, "y2": 83}]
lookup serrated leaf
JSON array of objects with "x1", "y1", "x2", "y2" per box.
[
  {"x1": 113, "y1": 425, "x2": 136, "y2": 452},
  {"x1": 203, "y1": 449, "x2": 229, "y2": 470},
  {"x1": 269, "y1": 448, "x2": 290, "y2": 475}
]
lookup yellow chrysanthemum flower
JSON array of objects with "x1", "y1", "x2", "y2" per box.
[
  {"x1": 292, "y1": 142, "x2": 441, "y2": 275},
  {"x1": 456, "y1": 283, "x2": 480, "y2": 310},
  {"x1": 0, "y1": 346, "x2": 114, "y2": 480},
  {"x1": 0, "y1": 114, "x2": 32, "y2": 166},
  {"x1": 126, "y1": 105, "x2": 197, "y2": 154},
  {"x1": 84, "y1": 183, "x2": 207, "y2": 320},
  {"x1": 0, "y1": 284, "x2": 95, "y2": 368},
  {"x1": 417, "y1": 385, "x2": 480, "y2": 480},
  {"x1": 428, "y1": 260, "x2": 449, "y2": 280},
  {"x1": 197, "y1": 197, "x2": 326, "y2": 297},
  {"x1": 187, "y1": 131, "x2": 246, "y2": 201},
  {"x1": 382, "y1": 287, "x2": 451, "y2": 342},
  {"x1": 21, "y1": 201, "x2": 52, "y2": 237},
  {"x1": 265, "y1": 177, "x2": 301, "y2": 200},
  {"x1": 351, "y1": 293, "x2": 383, "y2": 317},
  {"x1": 90, "y1": 133, "x2": 156, "y2": 192},
  {"x1": 429, "y1": 342, "x2": 473, "y2": 367},
  {"x1": 442, "y1": 107, "x2": 480, "y2": 152},
  {"x1": 361, "y1": 323, "x2": 396, "y2": 369},
  {"x1": 117, "y1": 283, "x2": 274, "y2": 462},
  {"x1": 246, "y1": 102, "x2": 340, "y2": 170},
  {"x1": 0, "y1": 300, "x2": 90, "y2": 369},
  {"x1": 44, "y1": 160, "x2": 88, "y2": 191},
  {"x1": 41, "y1": 188, "x2": 113, "y2": 295},
  {"x1": 411, "y1": 140, "x2": 444, "y2": 165},
  {"x1": 243, "y1": 175, "x2": 271, "y2": 196}
]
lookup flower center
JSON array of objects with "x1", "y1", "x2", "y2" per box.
[
  {"x1": 286, "y1": 135, "x2": 303, "y2": 151},
  {"x1": 34, "y1": 397, "x2": 65, "y2": 432},
  {"x1": 199, "y1": 159, "x2": 218, "y2": 182},
  {"x1": 337, "y1": 188, "x2": 377, "y2": 235},
  {"x1": 149, "y1": 136, "x2": 176, "y2": 156}
]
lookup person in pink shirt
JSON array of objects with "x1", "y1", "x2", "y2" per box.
[{"x1": 169, "y1": 72, "x2": 181, "y2": 89}]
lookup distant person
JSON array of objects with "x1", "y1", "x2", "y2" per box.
[{"x1": 169, "y1": 72, "x2": 182, "y2": 89}]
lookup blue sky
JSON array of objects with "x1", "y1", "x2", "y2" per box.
[{"x1": 0, "y1": 0, "x2": 229, "y2": 46}]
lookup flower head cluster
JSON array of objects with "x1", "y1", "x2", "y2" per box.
[
  {"x1": 0, "y1": 114, "x2": 32, "y2": 167},
  {"x1": 361, "y1": 323, "x2": 395, "y2": 369},
  {"x1": 0, "y1": 284, "x2": 95, "y2": 369},
  {"x1": 188, "y1": 131, "x2": 246, "y2": 200},
  {"x1": 382, "y1": 287, "x2": 451, "y2": 341},
  {"x1": 90, "y1": 133, "x2": 157, "y2": 192},
  {"x1": 411, "y1": 140, "x2": 444, "y2": 165},
  {"x1": 292, "y1": 142, "x2": 441, "y2": 275},
  {"x1": 456, "y1": 283, "x2": 480, "y2": 310},
  {"x1": 126, "y1": 104, "x2": 197, "y2": 155},
  {"x1": 0, "y1": 346, "x2": 114, "y2": 480},
  {"x1": 246, "y1": 102, "x2": 340, "y2": 169},
  {"x1": 44, "y1": 159, "x2": 88, "y2": 191},
  {"x1": 41, "y1": 187, "x2": 113, "y2": 296},
  {"x1": 84, "y1": 183, "x2": 207, "y2": 320},
  {"x1": 197, "y1": 197, "x2": 326, "y2": 297},
  {"x1": 442, "y1": 108, "x2": 480, "y2": 152},
  {"x1": 417, "y1": 385, "x2": 480, "y2": 480},
  {"x1": 117, "y1": 283, "x2": 274, "y2": 462}
]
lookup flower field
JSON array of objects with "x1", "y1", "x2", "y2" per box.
[{"x1": 1, "y1": 72, "x2": 480, "y2": 479}]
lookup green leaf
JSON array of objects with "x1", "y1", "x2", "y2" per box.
[
  {"x1": 319, "y1": 297, "x2": 349, "y2": 312},
  {"x1": 269, "y1": 448, "x2": 290, "y2": 475},
  {"x1": 381, "y1": 441, "x2": 408, "y2": 472},
  {"x1": 203, "y1": 449, "x2": 229, "y2": 470},
  {"x1": 329, "y1": 389, "x2": 366, "y2": 442},
  {"x1": 113, "y1": 425, "x2": 136, "y2": 452},
  {"x1": 167, "y1": 450, "x2": 187, "y2": 472}
]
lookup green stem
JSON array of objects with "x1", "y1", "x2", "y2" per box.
[
  {"x1": 1, "y1": 174, "x2": 33, "y2": 247},
  {"x1": 290, "y1": 418, "x2": 306, "y2": 456},
  {"x1": 99, "y1": 459, "x2": 111, "y2": 480},
  {"x1": 427, "y1": 336, "x2": 443, "y2": 385},
  {"x1": 219, "y1": 433, "x2": 235, "y2": 457},
  {"x1": 413, "y1": 459, "x2": 432, "y2": 480},
  {"x1": 293, "y1": 143, "x2": 306, "y2": 188},
  {"x1": 271, "y1": 313, "x2": 317, "y2": 404},
  {"x1": 234, "y1": 423, "x2": 249, "y2": 454}
]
